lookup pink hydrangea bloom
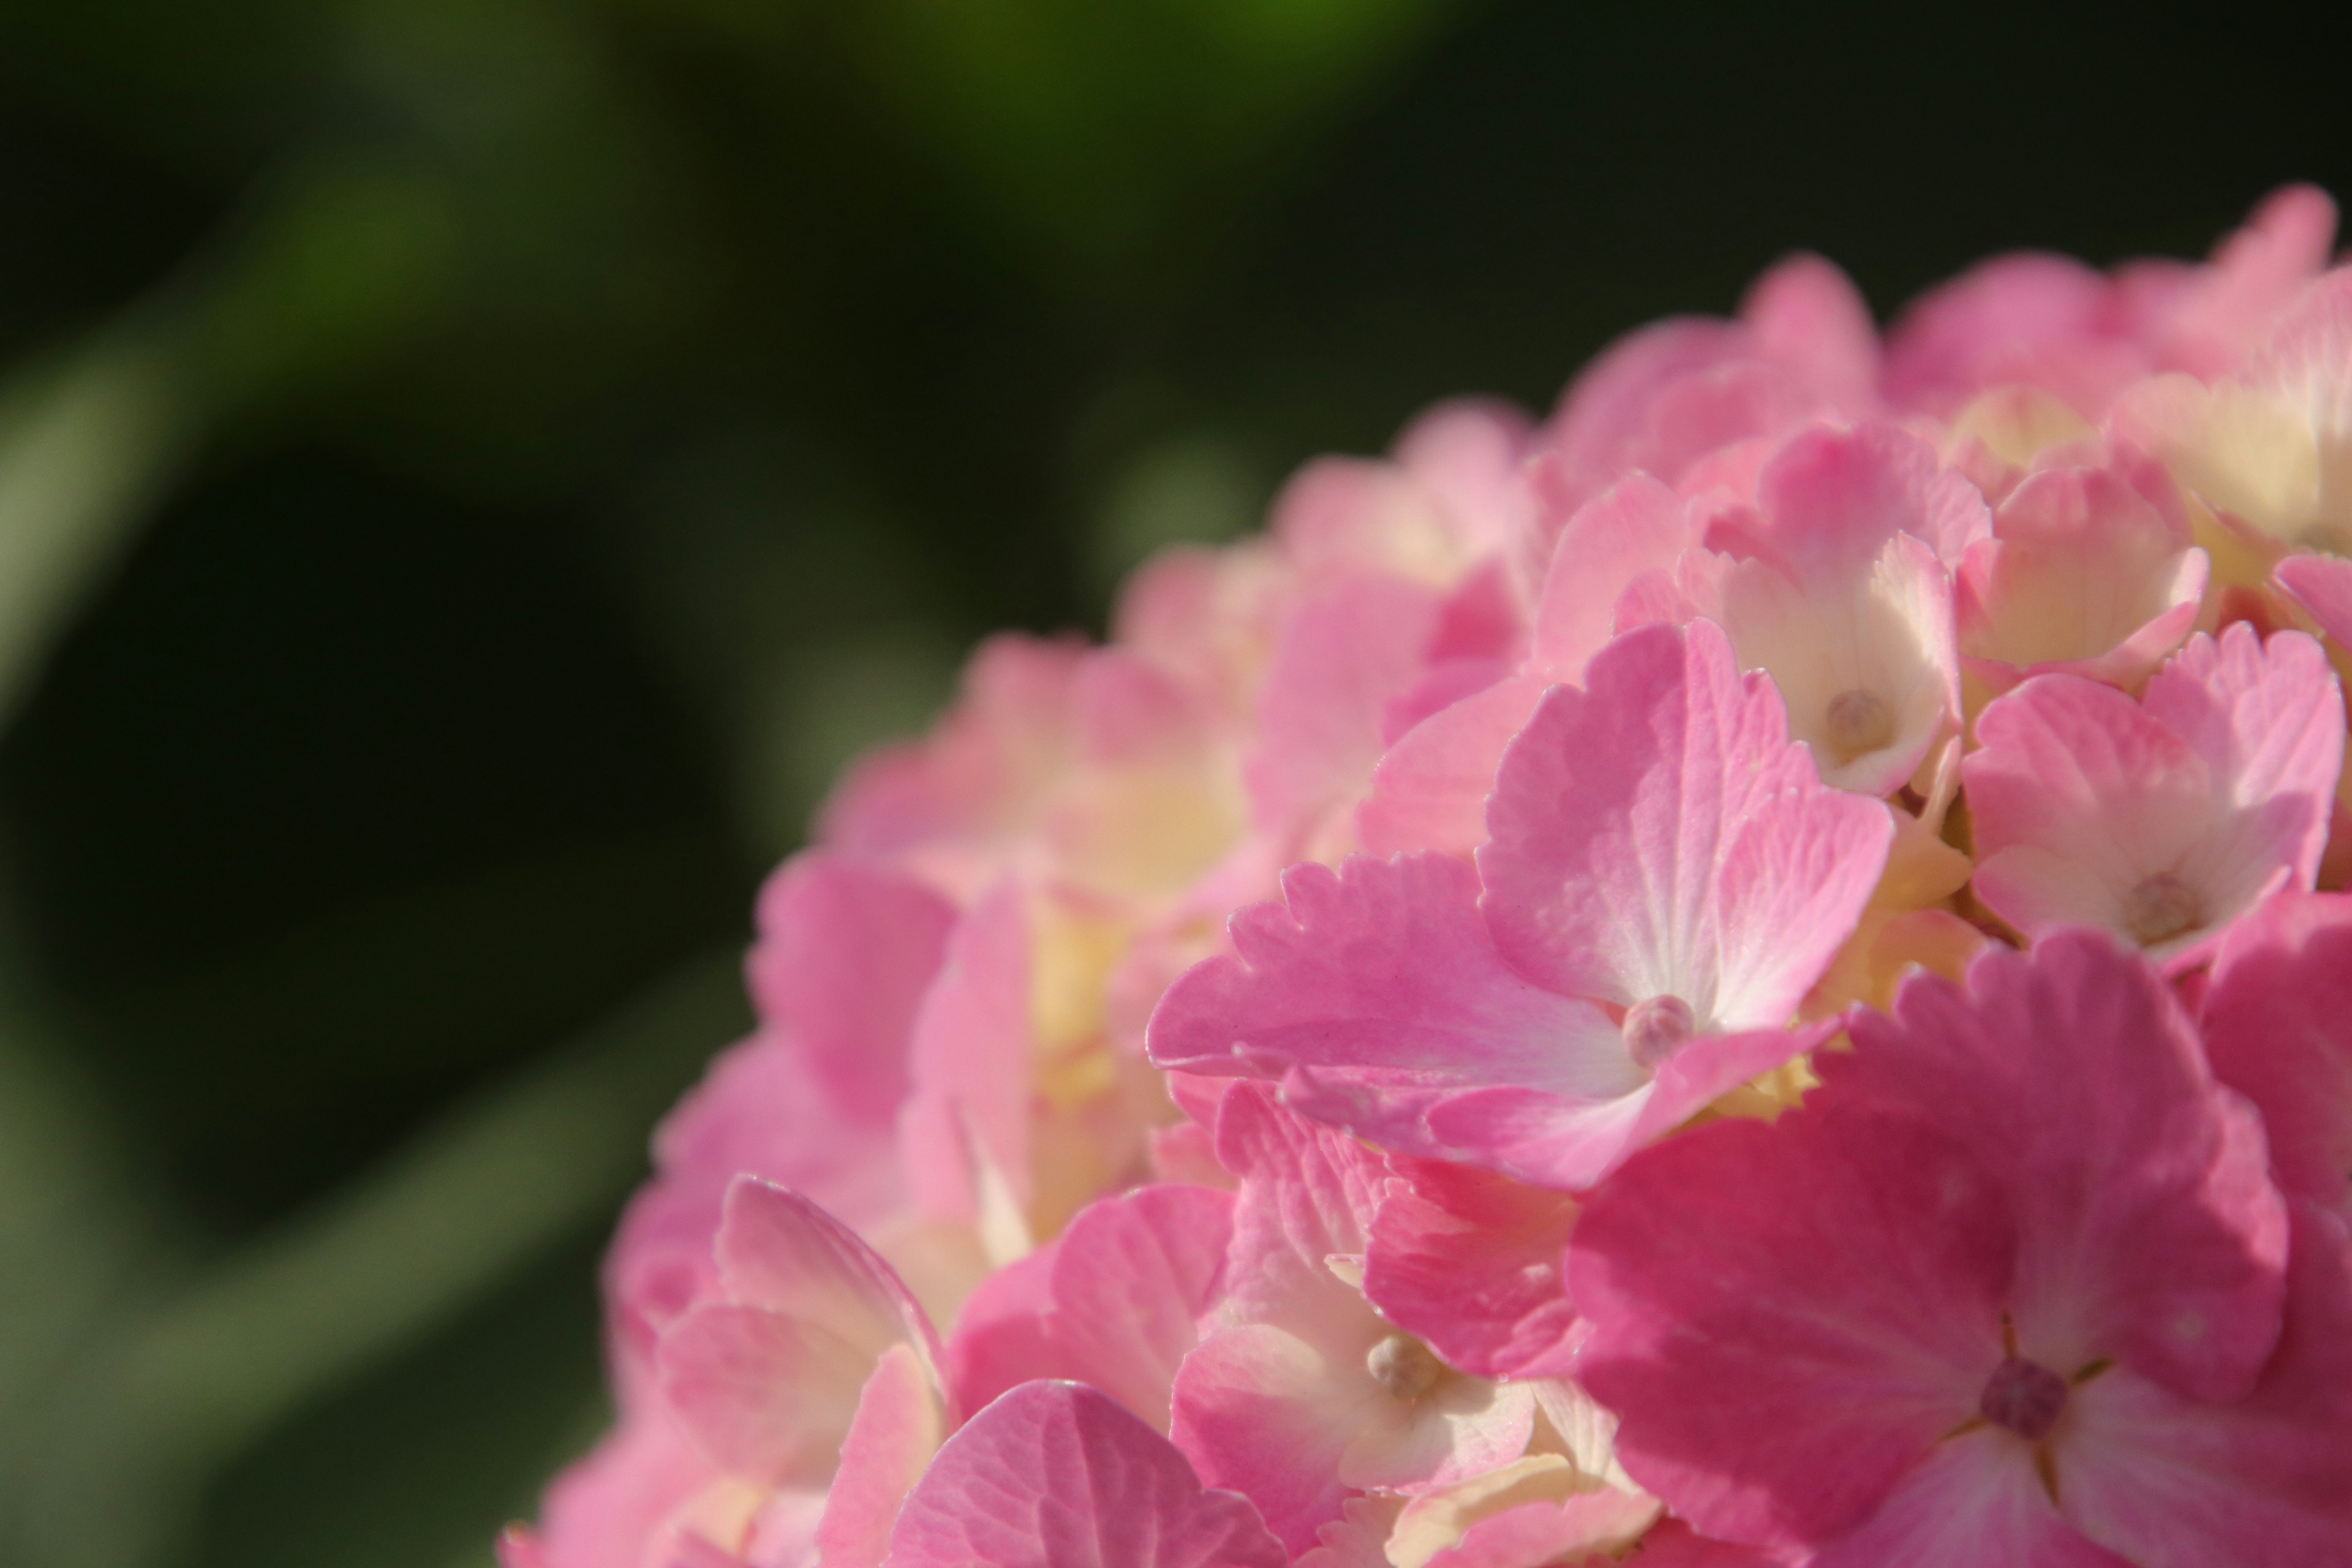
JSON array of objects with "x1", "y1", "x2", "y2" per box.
[
  {"x1": 514, "y1": 195, "x2": 2352, "y2": 1568},
  {"x1": 1964, "y1": 623, "x2": 2343, "y2": 967},
  {"x1": 1150, "y1": 620, "x2": 1891, "y2": 1191},
  {"x1": 1570, "y1": 933, "x2": 2352, "y2": 1565}
]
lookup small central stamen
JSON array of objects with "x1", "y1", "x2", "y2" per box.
[
  {"x1": 1366, "y1": 1333, "x2": 1446, "y2": 1400},
  {"x1": 1622, "y1": 995, "x2": 1696, "y2": 1071},
  {"x1": 1979, "y1": 1355, "x2": 2069, "y2": 1441},
  {"x1": 1824, "y1": 688, "x2": 1895, "y2": 762},
  {"x1": 2123, "y1": 873, "x2": 2203, "y2": 945}
]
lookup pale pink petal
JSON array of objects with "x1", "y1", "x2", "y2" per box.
[
  {"x1": 2202, "y1": 891, "x2": 2352, "y2": 1214},
  {"x1": 1811, "y1": 1436, "x2": 2131, "y2": 1568},
  {"x1": 1958, "y1": 466, "x2": 2206, "y2": 693},
  {"x1": 1148, "y1": 853, "x2": 1633, "y2": 1166},
  {"x1": 1480, "y1": 619, "x2": 1893, "y2": 1028},
  {"x1": 1363, "y1": 1161, "x2": 1581, "y2": 1381},
  {"x1": 1965, "y1": 670, "x2": 2233, "y2": 963},
  {"x1": 1569, "y1": 1105, "x2": 2014, "y2": 1549},
  {"x1": 746, "y1": 853, "x2": 956, "y2": 1123},
  {"x1": 1050, "y1": 1186, "x2": 1232, "y2": 1428},
  {"x1": 1529, "y1": 475, "x2": 1694, "y2": 679},
  {"x1": 2146, "y1": 626, "x2": 2343, "y2": 869},
  {"x1": 1747, "y1": 423, "x2": 1986, "y2": 581},
  {"x1": 1211, "y1": 1083, "x2": 1387, "y2": 1328},
  {"x1": 657, "y1": 1303, "x2": 878, "y2": 1486},
  {"x1": 815, "y1": 1344, "x2": 948, "y2": 1568},
  {"x1": 944, "y1": 1245, "x2": 1062, "y2": 1422},
  {"x1": 1420, "y1": 1490, "x2": 1660, "y2": 1568},
  {"x1": 901, "y1": 883, "x2": 1035, "y2": 1222},
  {"x1": 2056, "y1": 1203, "x2": 2352, "y2": 1567},
  {"x1": 2274, "y1": 551, "x2": 2352, "y2": 645},
  {"x1": 1415, "y1": 1020, "x2": 1839, "y2": 1193},
  {"x1": 507, "y1": 1414, "x2": 720, "y2": 1568},
  {"x1": 1391, "y1": 398, "x2": 1537, "y2": 563},
  {"x1": 1740, "y1": 252, "x2": 1880, "y2": 415},
  {"x1": 1246, "y1": 575, "x2": 1446, "y2": 847},
  {"x1": 1883, "y1": 252, "x2": 2139, "y2": 419},
  {"x1": 1359, "y1": 674, "x2": 1545, "y2": 858},
  {"x1": 1833, "y1": 933, "x2": 2289, "y2": 1403},
  {"x1": 888, "y1": 1381, "x2": 1287, "y2": 1568},
  {"x1": 1170, "y1": 1322, "x2": 1380, "y2": 1552},
  {"x1": 715, "y1": 1179, "x2": 944, "y2": 1385}
]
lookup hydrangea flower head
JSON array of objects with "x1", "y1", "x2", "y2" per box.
[{"x1": 509, "y1": 189, "x2": 2352, "y2": 1568}]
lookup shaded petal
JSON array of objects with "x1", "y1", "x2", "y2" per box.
[
  {"x1": 2059, "y1": 1204, "x2": 2352, "y2": 1566},
  {"x1": 1364, "y1": 1162, "x2": 1581, "y2": 1381},
  {"x1": 1812, "y1": 1435, "x2": 2131, "y2": 1568},
  {"x1": 2202, "y1": 891, "x2": 2352, "y2": 1213},
  {"x1": 1569, "y1": 1105, "x2": 2013, "y2": 1549},
  {"x1": 1833, "y1": 933, "x2": 2289, "y2": 1403},
  {"x1": 814, "y1": 1344, "x2": 948, "y2": 1568}
]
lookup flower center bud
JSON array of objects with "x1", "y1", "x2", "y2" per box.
[
  {"x1": 1621, "y1": 994, "x2": 1696, "y2": 1071},
  {"x1": 1366, "y1": 1333, "x2": 1446, "y2": 1400},
  {"x1": 2123, "y1": 873, "x2": 2203, "y2": 945},
  {"x1": 1978, "y1": 1355, "x2": 2068, "y2": 1441},
  {"x1": 1823, "y1": 688, "x2": 1896, "y2": 763}
]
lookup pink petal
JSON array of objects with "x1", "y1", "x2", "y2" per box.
[
  {"x1": 1748, "y1": 423, "x2": 1986, "y2": 581},
  {"x1": 1480, "y1": 619, "x2": 1893, "y2": 1028},
  {"x1": 1170, "y1": 1323, "x2": 1376, "y2": 1555},
  {"x1": 1623, "y1": 1521, "x2": 1806, "y2": 1567},
  {"x1": 2144, "y1": 626, "x2": 2343, "y2": 880},
  {"x1": 745, "y1": 853, "x2": 957, "y2": 1125},
  {"x1": 1569, "y1": 1104, "x2": 2015, "y2": 1550},
  {"x1": 1245, "y1": 574, "x2": 1445, "y2": 848},
  {"x1": 902, "y1": 883, "x2": 1035, "y2": 1222},
  {"x1": 1359, "y1": 674, "x2": 1545, "y2": 858},
  {"x1": 2055, "y1": 1203, "x2": 2352, "y2": 1566},
  {"x1": 1044, "y1": 1185, "x2": 1235, "y2": 1431},
  {"x1": 888, "y1": 1381, "x2": 1287, "y2": 1568},
  {"x1": 950, "y1": 1184, "x2": 1237, "y2": 1433},
  {"x1": 1528, "y1": 474, "x2": 1694, "y2": 679},
  {"x1": 1418, "y1": 1020, "x2": 1840, "y2": 1193},
  {"x1": 2201, "y1": 891, "x2": 2352, "y2": 1216},
  {"x1": 656, "y1": 1302, "x2": 878, "y2": 1486},
  {"x1": 1811, "y1": 1435, "x2": 2131, "y2": 1568},
  {"x1": 715, "y1": 1179, "x2": 944, "y2": 1388},
  {"x1": 507, "y1": 1414, "x2": 720, "y2": 1568},
  {"x1": 1148, "y1": 853, "x2": 1631, "y2": 1168},
  {"x1": 1363, "y1": 1161, "x2": 1581, "y2": 1381},
  {"x1": 815, "y1": 1344, "x2": 948, "y2": 1568},
  {"x1": 1212, "y1": 1083, "x2": 1387, "y2": 1327},
  {"x1": 2274, "y1": 551, "x2": 2352, "y2": 645},
  {"x1": 1421, "y1": 1490, "x2": 1661, "y2": 1568},
  {"x1": 1833, "y1": 933, "x2": 2289, "y2": 1403},
  {"x1": 1740, "y1": 251, "x2": 1880, "y2": 415}
]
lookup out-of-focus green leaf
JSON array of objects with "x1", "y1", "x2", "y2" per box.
[{"x1": 840, "y1": 0, "x2": 1469, "y2": 277}]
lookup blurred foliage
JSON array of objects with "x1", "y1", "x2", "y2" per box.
[{"x1": 0, "y1": 0, "x2": 2342, "y2": 1564}]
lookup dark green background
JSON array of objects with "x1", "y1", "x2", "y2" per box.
[{"x1": 0, "y1": 2, "x2": 2337, "y2": 1564}]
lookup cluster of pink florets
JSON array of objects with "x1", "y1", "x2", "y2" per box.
[{"x1": 505, "y1": 187, "x2": 2352, "y2": 1568}]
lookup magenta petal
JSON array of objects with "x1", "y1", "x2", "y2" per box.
[
  {"x1": 1148, "y1": 853, "x2": 1631, "y2": 1160},
  {"x1": 1480, "y1": 619, "x2": 1892, "y2": 1029},
  {"x1": 1569, "y1": 1105, "x2": 2014, "y2": 1550},
  {"x1": 1834, "y1": 933, "x2": 2290, "y2": 1403},
  {"x1": 1363, "y1": 1161, "x2": 1581, "y2": 1381},
  {"x1": 2203, "y1": 891, "x2": 2352, "y2": 1215},
  {"x1": 886, "y1": 1381, "x2": 1287, "y2": 1568}
]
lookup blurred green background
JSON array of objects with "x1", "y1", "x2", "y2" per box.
[{"x1": 0, "y1": 2, "x2": 2340, "y2": 1564}]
